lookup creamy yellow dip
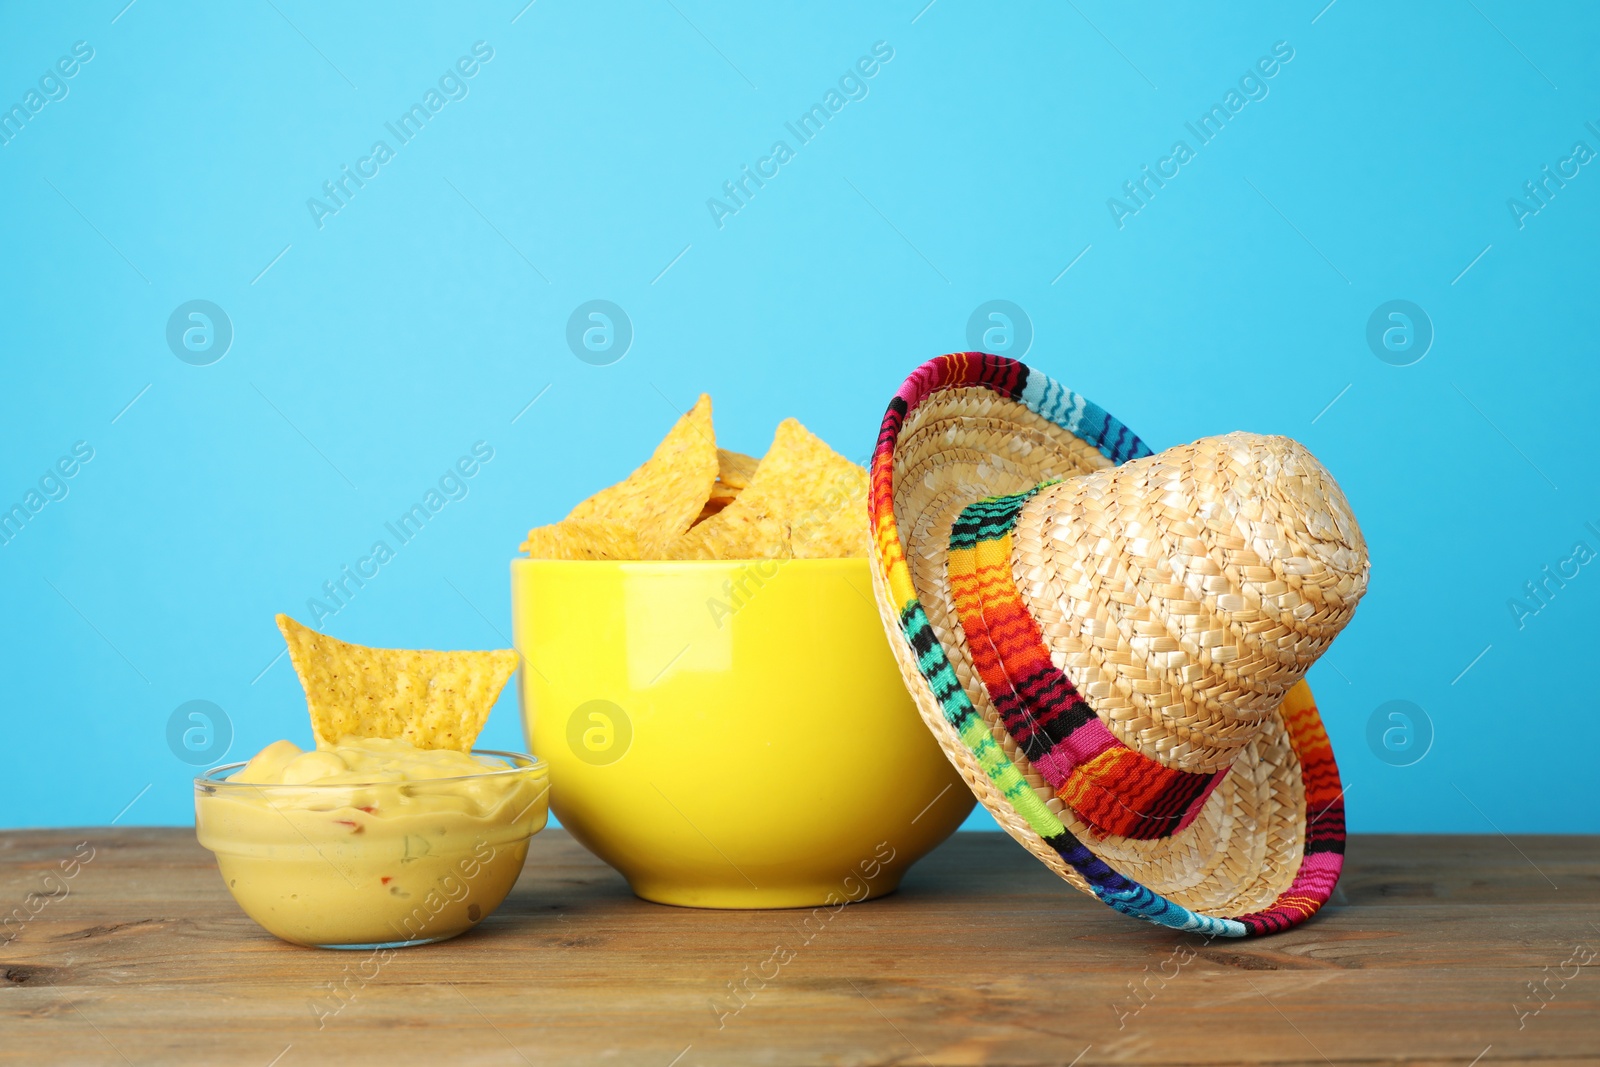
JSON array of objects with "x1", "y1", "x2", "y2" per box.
[{"x1": 195, "y1": 737, "x2": 548, "y2": 947}]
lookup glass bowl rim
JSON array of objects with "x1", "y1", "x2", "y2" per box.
[{"x1": 196, "y1": 747, "x2": 546, "y2": 790}]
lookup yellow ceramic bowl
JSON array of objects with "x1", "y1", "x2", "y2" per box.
[{"x1": 510, "y1": 558, "x2": 973, "y2": 908}]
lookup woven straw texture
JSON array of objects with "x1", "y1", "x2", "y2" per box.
[
  {"x1": 870, "y1": 386, "x2": 1114, "y2": 896},
  {"x1": 870, "y1": 355, "x2": 1368, "y2": 923},
  {"x1": 1014, "y1": 432, "x2": 1366, "y2": 774}
]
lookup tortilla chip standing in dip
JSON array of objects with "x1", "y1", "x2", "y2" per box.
[{"x1": 194, "y1": 618, "x2": 546, "y2": 948}]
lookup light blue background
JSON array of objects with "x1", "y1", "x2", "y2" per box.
[{"x1": 2, "y1": 1, "x2": 1596, "y2": 833}]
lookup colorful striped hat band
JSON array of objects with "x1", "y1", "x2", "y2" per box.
[
  {"x1": 867, "y1": 353, "x2": 1369, "y2": 937},
  {"x1": 948, "y1": 486, "x2": 1227, "y2": 841}
]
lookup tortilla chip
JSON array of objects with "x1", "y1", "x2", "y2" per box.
[
  {"x1": 664, "y1": 419, "x2": 867, "y2": 559},
  {"x1": 689, "y1": 450, "x2": 756, "y2": 525},
  {"x1": 691, "y1": 481, "x2": 739, "y2": 522},
  {"x1": 562, "y1": 394, "x2": 717, "y2": 548},
  {"x1": 520, "y1": 519, "x2": 639, "y2": 560},
  {"x1": 716, "y1": 449, "x2": 760, "y2": 490},
  {"x1": 276, "y1": 615, "x2": 518, "y2": 753}
]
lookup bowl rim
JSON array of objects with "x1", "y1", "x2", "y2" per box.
[
  {"x1": 196, "y1": 747, "x2": 546, "y2": 791},
  {"x1": 509, "y1": 556, "x2": 871, "y2": 569}
]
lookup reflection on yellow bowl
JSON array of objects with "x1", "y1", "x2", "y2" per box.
[{"x1": 510, "y1": 558, "x2": 974, "y2": 909}]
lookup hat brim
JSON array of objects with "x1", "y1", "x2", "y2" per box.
[{"x1": 868, "y1": 353, "x2": 1345, "y2": 938}]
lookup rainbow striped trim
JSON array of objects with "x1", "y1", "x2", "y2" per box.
[
  {"x1": 869, "y1": 353, "x2": 1346, "y2": 938},
  {"x1": 947, "y1": 489, "x2": 1227, "y2": 840}
]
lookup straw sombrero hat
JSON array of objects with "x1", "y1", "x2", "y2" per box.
[{"x1": 868, "y1": 353, "x2": 1368, "y2": 937}]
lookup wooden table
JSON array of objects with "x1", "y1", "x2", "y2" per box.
[{"x1": 2, "y1": 829, "x2": 1596, "y2": 1066}]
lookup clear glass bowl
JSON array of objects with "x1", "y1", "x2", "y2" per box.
[{"x1": 195, "y1": 749, "x2": 548, "y2": 949}]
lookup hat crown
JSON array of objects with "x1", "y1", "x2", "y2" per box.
[
  {"x1": 872, "y1": 354, "x2": 1358, "y2": 935},
  {"x1": 1013, "y1": 431, "x2": 1368, "y2": 773}
]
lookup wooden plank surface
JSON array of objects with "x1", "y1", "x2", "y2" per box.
[{"x1": 1, "y1": 829, "x2": 1597, "y2": 1066}]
